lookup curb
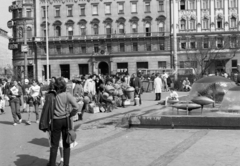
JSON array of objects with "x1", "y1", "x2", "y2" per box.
[{"x1": 128, "y1": 115, "x2": 240, "y2": 129}]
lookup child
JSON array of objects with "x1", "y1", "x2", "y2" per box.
[
  {"x1": 165, "y1": 88, "x2": 179, "y2": 106},
  {"x1": 0, "y1": 96, "x2": 5, "y2": 114}
]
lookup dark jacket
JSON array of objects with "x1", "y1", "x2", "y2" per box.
[
  {"x1": 39, "y1": 91, "x2": 56, "y2": 132},
  {"x1": 130, "y1": 77, "x2": 142, "y2": 94},
  {"x1": 7, "y1": 85, "x2": 23, "y2": 102}
]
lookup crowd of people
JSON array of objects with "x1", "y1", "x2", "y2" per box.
[{"x1": 0, "y1": 78, "x2": 43, "y2": 126}]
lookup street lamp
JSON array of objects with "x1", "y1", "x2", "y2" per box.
[
  {"x1": 173, "y1": 0, "x2": 178, "y2": 80},
  {"x1": 45, "y1": 0, "x2": 50, "y2": 84}
]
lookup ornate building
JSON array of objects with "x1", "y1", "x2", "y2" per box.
[
  {"x1": 171, "y1": 0, "x2": 240, "y2": 75},
  {"x1": 9, "y1": 0, "x2": 171, "y2": 82},
  {"x1": 0, "y1": 28, "x2": 12, "y2": 77}
]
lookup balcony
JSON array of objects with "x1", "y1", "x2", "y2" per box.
[{"x1": 34, "y1": 32, "x2": 169, "y2": 42}]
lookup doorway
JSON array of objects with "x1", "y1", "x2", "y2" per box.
[
  {"x1": 98, "y1": 62, "x2": 109, "y2": 75},
  {"x1": 60, "y1": 64, "x2": 70, "y2": 79}
]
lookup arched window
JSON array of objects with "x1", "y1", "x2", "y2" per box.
[
  {"x1": 55, "y1": 26, "x2": 61, "y2": 37},
  {"x1": 27, "y1": 27, "x2": 32, "y2": 39},
  {"x1": 159, "y1": 22, "x2": 164, "y2": 32},
  {"x1": 93, "y1": 24, "x2": 98, "y2": 35},
  {"x1": 145, "y1": 23, "x2": 151, "y2": 36},
  {"x1": 81, "y1": 25, "x2": 86, "y2": 36},
  {"x1": 230, "y1": 16, "x2": 237, "y2": 28},
  {"x1": 68, "y1": 26, "x2": 73, "y2": 36},
  {"x1": 217, "y1": 16, "x2": 223, "y2": 28},
  {"x1": 189, "y1": 18, "x2": 195, "y2": 30},
  {"x1": 119, "y1": 24, "x2": 124, "y2": 34},
  {"x1": 106, "y1": 24, "x2": 111, "y2": 34},
  {"x1": 132, "y1": 23, "x2": 137, "y2": 33},
  {"x1": 180, "y1": 19, "x2": 186, "y2": 30},
  {"x1": 202, "y1": 17, "x2": 209, "y2": 29},
  {"x1": 18, "y1": 27, "x2": 23, "y2": 38}
]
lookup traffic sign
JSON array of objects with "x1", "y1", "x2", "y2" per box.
[{"x1": 21, "y1": 45, "x2": 29, "y2": 52}]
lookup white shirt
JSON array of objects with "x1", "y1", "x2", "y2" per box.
[
  {"x1": 170, "y1": 91, "x2": 179, "y2": 99},
  {"x1": 30, "y1": 85, "x2": 41, "y2": 97},
  {"x1": 84, "y1": 79, "x2": 96, "y2": 95}
]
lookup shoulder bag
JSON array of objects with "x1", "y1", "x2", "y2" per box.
[{"x1": 65, "y1": 92, "x2": 77, "y2": 144}]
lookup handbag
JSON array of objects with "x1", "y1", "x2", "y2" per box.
[
  {"x1": 65, "y1": 93, "x2": 77, "y2": 144},
  {"x1": 66, "y1": 115, "x2": 77, "y2": 144}
]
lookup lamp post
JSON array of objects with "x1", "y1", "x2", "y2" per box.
[
  {"x1": 173, "y1": 0, "x2": 178, "y2": 80},
  {"x1": 45, "y1": 0, "x2": 50, "y2": 84}
]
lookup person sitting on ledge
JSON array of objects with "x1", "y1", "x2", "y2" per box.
[
  {"x1": 182, "y1": 77, "x2": 192, "y2": 91},
  {"x1": 165, "y1": 88, "x2": 179, "y2": 106}
]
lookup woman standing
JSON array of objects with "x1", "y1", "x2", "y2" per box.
[
  {"x1": 48, "y1": 77, "x2": 78, "y2": 166},
  {"x1": 8, "y1": 80, "x2": 23, "y2": 126},
  {"x1": 27, "y1": 79, "x2": 41, "y2": 124}
]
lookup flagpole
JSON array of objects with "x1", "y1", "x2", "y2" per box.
[
  {"x1": 173, "y1": 0, "x2": 178, "y2": 80},
  {"x1": 45, "y1": 0, "x2": 49, "y2": 84}
]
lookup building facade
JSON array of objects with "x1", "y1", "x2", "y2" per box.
[
  {"x1": 172, "y1": 0, "x2": 240, "y2": 75},
  {"x1": 9, "y1": 0, "x2": 171, "y2": 82},
  {"x1": 0, "y1": 28, "x2": 12, "y2": 77}
]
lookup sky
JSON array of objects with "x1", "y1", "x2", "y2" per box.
[{"x1": 0, "y1": 0, "x2": 13, "y2": 33}]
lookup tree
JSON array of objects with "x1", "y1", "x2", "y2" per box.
[{"x1": 179, "y1": 35, "x2": 240, "y2": 79}]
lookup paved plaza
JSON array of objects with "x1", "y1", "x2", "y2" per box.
[{"x1": 1, "y1": 92, "x2": 240, "y2": 166}]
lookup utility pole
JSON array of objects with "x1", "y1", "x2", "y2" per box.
[
  {"x1": 173, "y1": 0, "x2": 178, "y2": 80},
  {"x1": 45, "y1": 0, "x2": 50, "y2": 84}
]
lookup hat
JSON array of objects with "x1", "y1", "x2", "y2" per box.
[{"x1": 24, "y1": 79, "x2": 29, "y2": 83}]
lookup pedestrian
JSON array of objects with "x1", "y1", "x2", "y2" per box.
[
  {"x1": 22, "y1": 79, "x2": 30, "y2": 113},
  {"x1": 0, "y1": 96, "x2": 5, "y2": 114},
  {"x1": 48, "y1": 77, "x2": 78, "y2": 166},
  {"x1": 165, "y1": 88, "x2": 179, "y2": 106},
  {"x1": 26, "y1": 79, "x2": 42, "y2": 125},
  {"x1": 154, "y1": 73, "x2": 162, "y2": 101},
  {"x1": 2, "y1": 79, "x2": 9, "y2": 109},
  {"x1": 162, "y1": 70, "x2": 169, "y2": 92},
  {"x1": 7, "y1": 80, "x2": 23, "y2": 126},
  {"x1": 130, "y1": 73, "x2": 142, "y2": 105}
]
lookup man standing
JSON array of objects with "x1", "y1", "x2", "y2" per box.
[
  {"x1": 130, "y1": 73, "x2": 142, "y2": 105},
  {"x1": 2, "y1": 79, "x2": 9, "y2": 111},
  {"x1": 154, "y1": 73, "x2": 162, "y2": 101},
  {"x1": 162, "y1": 70, "x2": 169, "y2": 92}
]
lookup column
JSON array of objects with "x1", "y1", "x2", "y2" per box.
[
  {"x1": 224, "y1": 0, "x2": 229, "y2": 31},
  {"x1": 197, "y1": 0, "x2": 201, "y2": 32},
  {"x1": 210, "y1": 0, "x2": 215, "y2": 31}
]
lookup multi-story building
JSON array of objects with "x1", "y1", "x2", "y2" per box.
[
  {"x1": 0, "y1": 28, "x2": 12, "y2": 77},
  {"x1": 172, "y1": 0, "x2": 240, "y2": 75},
  {"x1": 9, "y1": 0, "x2": 171, "y2": 82}
]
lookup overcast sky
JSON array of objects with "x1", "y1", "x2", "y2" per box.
[{"x1": 0, "y1": 0, "x2": 13, "y2": 33}]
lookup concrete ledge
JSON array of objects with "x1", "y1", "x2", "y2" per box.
[{"x1": 129, "y1": 115, "x2": 240, "y2": 129}]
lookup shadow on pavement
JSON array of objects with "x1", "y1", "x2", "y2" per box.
[
  {"x1": 0, "y1": 121, "x2": 14, "y2": 125},
  {"x1": 28, "y1": 138, "x2": 49, "y2": 147},
  {"x1": 14, "y1": 154, "x2": 48, "y2": 166}
]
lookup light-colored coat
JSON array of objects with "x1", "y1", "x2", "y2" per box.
[{"x1": 154, "y1": 77, "x2": 162, "y2": 93}]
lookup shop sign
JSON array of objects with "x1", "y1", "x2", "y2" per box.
[
  {"x1": 7, "y1": 21, "x2": 13, "y2": 29},
  {"x1": 8, "y1": 43, "x2": 18, "y2": 50},
  {"x1": 21, "y1": 45, "x2": 29, "y2": 53}
]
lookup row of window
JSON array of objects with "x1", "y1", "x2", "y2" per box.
[
  {"x1": 180, "y1": 16, "x2": 238, "y2": 30},
  {"x1": 42, "y1": 42, "x2": 166, "y2": 55},
  {"x1": 43, "y1": 1, "x2": 164, "y2": 18},
  {"x1": 49, "y1": 21, "x2": 165, "y2": 37},
  {"x1": 43, "y1": 61, "x2": 168, "y2": 79},
  {"x1": 179, "y1": 37, "x2": 239, "y2": 50},
  {"x1": 12, "y1": 8, "x2": 32, "y2": 19},
  {"x1": 180, "y1": 0, "x2": 237, "y2": 10}
]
